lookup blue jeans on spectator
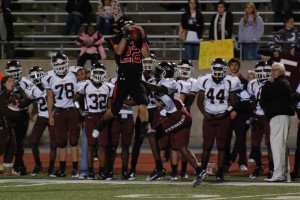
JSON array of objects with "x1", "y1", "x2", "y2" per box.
[
  {"x1": 80, "y1": 126, "x2": 88, "y2": 176},
  {"x1": 241, "y1": 43, "x2": 261, "y2": 60},
  {"x1": 96, "y1": 16, "x2": 114, "y2": 35},
  {"x1": 63, "y1": 11, "x2": 84, "y2": 35},
  {"x1": 184, "y1": 43, "x2": 199, "y2": 60}
]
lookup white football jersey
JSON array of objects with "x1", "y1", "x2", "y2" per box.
[
  {"x1": 11, "y1": 76, "x2": 34, "y2": 111},
  {"x1": 19, "y1": 76, "x2": 35, "y2": 91},
  {"x1": 26, "y1": 84, "x2": 49, "y2": 118},
  {"x1": 192, "y1": 74, "x2": 240, "y2": 114},
  {"x1": 175, "y1": 79, "x2": 192, "y2": 100},
  {"x1": 156, "y1": 78, "x2": 183, "y2": 114},
  {"x1": 146, "y1": 76, "x2": 159, "y2": 109},
  {"x1": 42, "y1": 70, "x2": 77, "y2": 108},
  {"x1": 247, "y1": 79, "x2": 260, "y2": 97},
  {"x1": 248, "y1": 79, "x2": 266, "y2": 115},
  {"x1": 69, "y1": 66, "x2": 82, "y2": 73},
  {"x1": 186, "y1": 77, "x2": 197, "y2": 86},
  {"x1": 76, "y1": 80, "x2": 113, "y2": 113}
]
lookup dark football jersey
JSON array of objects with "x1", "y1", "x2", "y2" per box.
[{"x1": 108, "y1": 35, "x2": 143, "y2": 80}]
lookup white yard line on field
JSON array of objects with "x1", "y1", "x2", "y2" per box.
[{"x1": 0, "y1": 179, "x2": 300, "y2": 187}]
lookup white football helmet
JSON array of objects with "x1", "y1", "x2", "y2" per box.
[
  {"x1": 28, "y1": 66, "x2": 45, "y2": 85},
  {"x1": 142, "y1": 53, "x2": 157, "y2": 72},
  {"x1": 5, "y1": 60, "x2": 22, "y2": 81},
  {"x1": 51, "y1": 53, "x2": 69, "y2": 76},
  {"x1": 90, "y1": 63, "x2": 106, "y2": 83},
  {"x1": 211, "y1": 58, "x2": 227, "y2": 79},
  {"x1": 254, "y1": 61, "x2": 266, "y2": 81},
  {"x1": 177, "y1": 59, "x2": 193, "y2": 78}
]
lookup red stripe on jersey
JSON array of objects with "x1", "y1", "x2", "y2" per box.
[{"x1": 112, "y1": 82, "x2": 118, "y2": 102}]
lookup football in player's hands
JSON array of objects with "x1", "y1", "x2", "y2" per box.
[{"x1": 129, "y1": 27, "x2": 141, "y2": 41}]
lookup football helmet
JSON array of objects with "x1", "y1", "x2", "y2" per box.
[
  {"x1": 28, "y1": 66, "x2": 45, "y2": 85},
  {"x1": 90, "y1": 63, "x2": 107, "y2": 83},
  {"x1": 142, "y1": 53, "x2": 157, "y2": 72},
  {"x1": 51, "y1": 53, "x2": 69, "y2": 76},
  {"x1": 263, "y1": 60, "x2": 273, "y2": 79},
  {"x1": 5, "y1": 60, "x2": 22, "y2": 81},
  {"x1": 177, "y1": 59, "x2": 193, "y2": 78},
  {"x1": 155, "y1": 61, "x2": 175, "y2": 79},
  {"x1": 254, "y1": 61, "x2": 266, "y2": 81},
  {"x1": 116, "y1": 15, "x2": 134, "y2": 33},
  {"x1": 210, "y1": 58, "x2": 227, "y2": 79}
]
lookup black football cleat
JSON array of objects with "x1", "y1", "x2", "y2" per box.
[
  {"x1": 31, "y1": 164, "x2": 43, "y2": 176},
  {"x1": 146, "y1": 168, "x2": 166, "y2": 181},
  {"x1": 249, "y1": 166, "x2": 264, "y2": 179},
  {"x1": 216, "y1": 171, "x2": 224, "y2": 182},
  {"x1": 192, "y1": 170, "x2": 208, "y2": 187}
]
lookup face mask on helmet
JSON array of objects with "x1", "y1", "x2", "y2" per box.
[
  {"x1": 5, "y1": 60, "x2": 22, "y2": 81},
  {"x1": 28, "y1": 66, "x2": 45, "y2": 85},
  {"x1": 254, "y1": 61, "x2": 266, "y2": 81},
  {"x1": 142, "y1": 57, "x2": 156, "y2": 72},
  {"x1": 156, "y1": 62, "x2": 174, "y2": 79},
  {"x1": 51, "y1": 53, "x2": 69, "y2": 76},
  {"x1": 177, "y1": 59, "x2": 193, "y2": 78},
  {"x1": 211, "y1": 58, "x2": 227, "y2": 79},
  {"x1": 90, "y1": 64, "x2": 107, "y2": 83},
  {"x1": 116, "y1": 16, "x2": 134, "y2": 33},
  {"x1": 263, "y1": 61, "x2": 273, "y2": 80}
]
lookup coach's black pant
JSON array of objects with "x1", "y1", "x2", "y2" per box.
[
  {"x1": 225, "y1": 114, "x2": 249, "y2": 166},
  {"x1": 14, "y1": 112, "x2": 29, "y2": 169}
]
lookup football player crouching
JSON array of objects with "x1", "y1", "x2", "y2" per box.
[{"x1": 143, "y1": 62, "x2": 205, "y2": 187}]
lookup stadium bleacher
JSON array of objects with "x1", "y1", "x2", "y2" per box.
[{"x1": 1, "y1": 0, "x2": 299, "y2": 59}]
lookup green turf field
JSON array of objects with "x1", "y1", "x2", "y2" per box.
[{"x1": 0, "y1": 175, "x2": 300, "y2": 200}]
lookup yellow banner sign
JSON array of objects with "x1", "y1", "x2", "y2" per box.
[{"x1": 198, "y1": 39, "x2": 234, "y2": 69}]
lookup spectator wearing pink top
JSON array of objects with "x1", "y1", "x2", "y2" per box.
[
  {"x1": 96, "y1": 0, "x2": 123, "y2": 35},
  {"x1": 75, "y1": 24, "x2": 106, "y2": 67}
]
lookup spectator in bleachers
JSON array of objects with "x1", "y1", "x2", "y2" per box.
[
  {"x1": 75, "y1": 24, "x2": 106, "y2": 67},
  {"x1": 238, "y1": 3, "x2": 267, "y2": 61},
  {"x1": 268, "y1": 15, "x2": 300, "y2": 58},
  {"x1": 3, "y1": 0, "x2": 9, "y2": 9},
  {"x1": 96, "y1": 0, "x2": 123, "y2": 35},
  {"x1": 63, "y1": 0, "x2": 93, "y2": 35},
  {"x1": 0, "y1": 0, "x2": 15, "y2": 59},
  {"x1": 209, "y1": 0, "x2": 233, "y2": 41},
  {"x1": 272, "y1": 0, "x2": 292, "y2": 32},
  {"x1": 180, "y1": 0, "x2": 204, "y2": 60}
]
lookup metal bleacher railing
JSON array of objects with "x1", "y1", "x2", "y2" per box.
[{"x1": 1, "y1": 0, "x2": 295, "y2": 60}]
